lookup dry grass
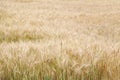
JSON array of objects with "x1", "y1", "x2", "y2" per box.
[{"x1": 0, "y1": 0, "x2": 120, "y2": 80}]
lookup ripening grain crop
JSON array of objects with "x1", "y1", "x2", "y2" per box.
[{"x1": 0, "y1": 0, "x2": 120, "y2": 80}]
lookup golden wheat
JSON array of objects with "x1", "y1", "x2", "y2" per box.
[{"x1": 0, "y1": 0, "x2": 120, "y2": 80}]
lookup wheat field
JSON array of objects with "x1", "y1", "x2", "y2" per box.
[{"x1": 0, "y1": 0, "x2": 120, "y2": 80}]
